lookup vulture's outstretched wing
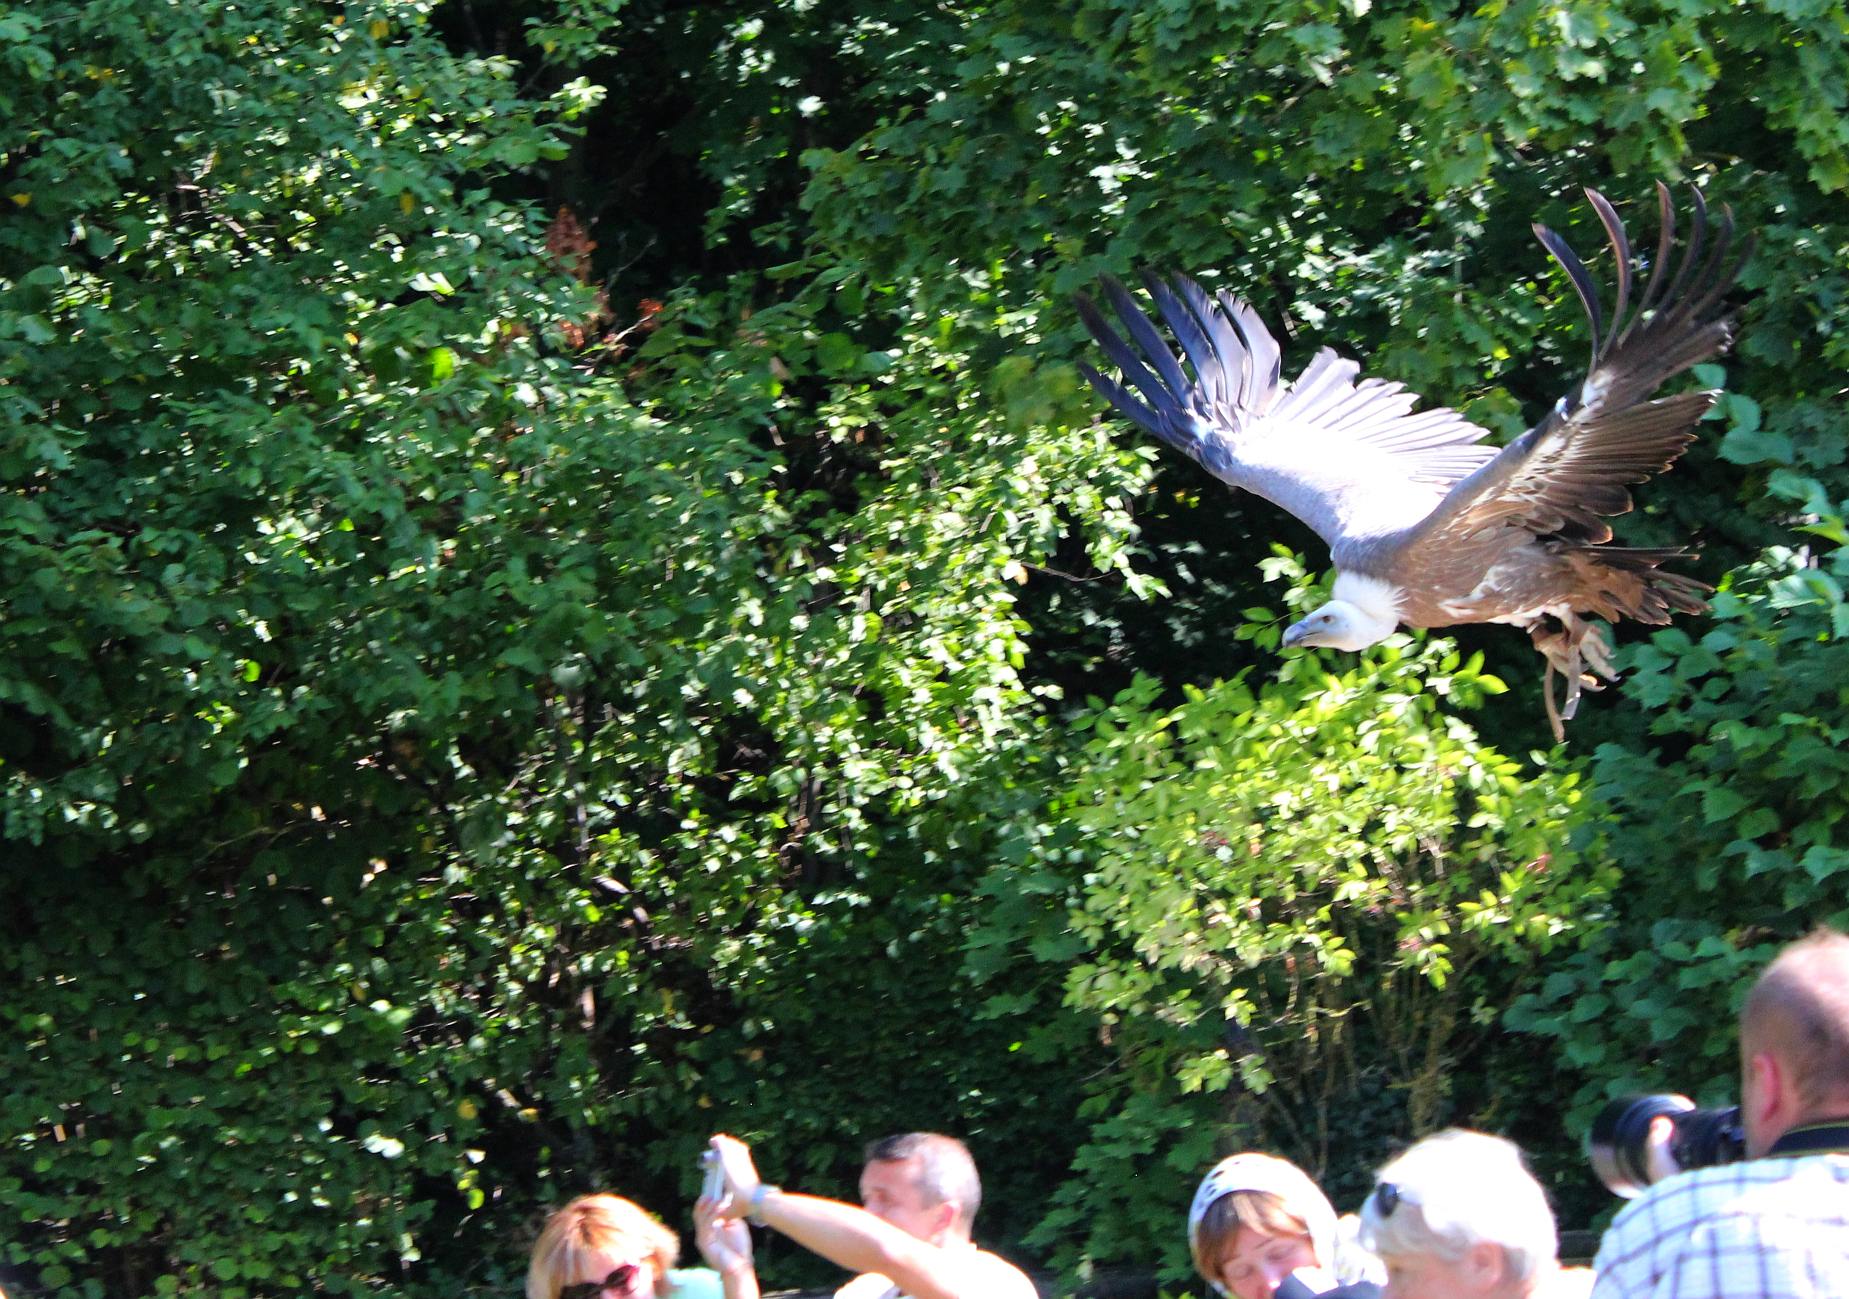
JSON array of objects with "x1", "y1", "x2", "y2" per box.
[
  {"x1": 1076, "y1": 272, "x2": 1498, "y2": 552},
  {"x1": 1384, "y1": 185, "x2": 1749, "y2": 573}
]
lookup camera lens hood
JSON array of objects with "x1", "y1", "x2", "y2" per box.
[{"x1": 1587, "y1": 1093, "x2": 1695, "y2": 1198}]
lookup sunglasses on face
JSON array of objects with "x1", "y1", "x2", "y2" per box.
[
  {"x1": 1369, "y1": 1181, "x2": 1421, "y2": 1218},
  {"x1": 559, "y1": 1263, "x2": 643, "y2": 1299}
]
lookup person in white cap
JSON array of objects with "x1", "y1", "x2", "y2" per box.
[{"x1": 1189, "y1": 1152, "x2": 1383, "y2": 1299}]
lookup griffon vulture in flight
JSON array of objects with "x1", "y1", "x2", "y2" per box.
[{"x1": 1076, "y1": 184, "x2": 1748, "y2": 740}]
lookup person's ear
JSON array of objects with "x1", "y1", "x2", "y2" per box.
[
  {"x1": 1748, "y1": 1048, "x2": 1789, "y2": 1129},
  {"x1": 1464, "y1": 1241, "x2": 1505, "y2": 1293},
  {"x1": 934, "y1": 1200, "x2": 961, "y2": 1238}
]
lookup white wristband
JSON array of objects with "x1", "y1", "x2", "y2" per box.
[{"x1": 748, "y1": 1183, "x2": 780, "y2": 1226}]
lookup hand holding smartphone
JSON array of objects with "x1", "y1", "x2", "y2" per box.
[{"x1": 700, "y1": 1149, "x2": 728, "y2": 1206}]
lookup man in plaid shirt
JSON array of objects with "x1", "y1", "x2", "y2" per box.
[{"x1": 1592, "y1": 928, "x2": 1849, "y2": 1298}]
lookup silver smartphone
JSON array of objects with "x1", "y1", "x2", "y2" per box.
[{"x1": 700, "y1": 1149, "x2": 726, "y2": 1202}]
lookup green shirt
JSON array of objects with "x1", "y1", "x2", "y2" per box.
[{"x1": 664, "y1": 1268, "x2": 726, "y2": 1299}]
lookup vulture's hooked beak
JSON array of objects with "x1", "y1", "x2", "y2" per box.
[{"x1": 1281, "y1": 619, "x2": 1311, "y2": 649}]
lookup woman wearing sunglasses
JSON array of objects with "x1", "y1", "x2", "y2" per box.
[
  {"x1": 1189, "y1": 1152, "x2": 1384, "y2": 1299},
  {"x1": 527, "y1": 1194, "x2": 734, "y2": 1299}
]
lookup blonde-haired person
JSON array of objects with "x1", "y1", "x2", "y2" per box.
[
  {"x1": 527, "y1": 1193, "x2": 737, "y2": 1299},
  {"x1": 1189, "y1": 1152, "x2": 1383, "y2": 1299},
  {"x1": 1358, "y1": 1130, "x2": 1591, "y2": 1299}
]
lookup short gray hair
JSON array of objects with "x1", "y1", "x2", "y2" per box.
[
  {"x1": 864, "y1": 1133, "x2": 982, "y2": 1231},
  {"x1": 1358, "y1": 1130, "x2": 1556, "y2": 1283}
]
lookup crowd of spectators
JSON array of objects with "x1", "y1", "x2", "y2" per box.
[{"x1": 526, "y1": 929, "x2": 1849, "y2": 1299}]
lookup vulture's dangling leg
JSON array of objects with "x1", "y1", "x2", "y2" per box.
[
  {"x1": 1543, "y1": 662, "x2": 1567, "y2": 744},
  {"x1": 1558, "y1": 642, "x2": 1587, "y2": 722},
  {"x1": 1530, "y1": 617, "x2": 1573, "y2": 743},
  {"x1": 1579, "y1": 623, "x2": 1618, "y2": 684}
]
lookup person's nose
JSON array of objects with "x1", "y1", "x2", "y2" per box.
[{"x1": 1253, "y1": 1261, "x2": 1295, "y2": 1297}]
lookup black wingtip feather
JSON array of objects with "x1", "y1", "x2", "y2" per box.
[
  {"x1": 1584, "y1": 188, "x2": 1633, "y2": 330},
  {"x1": 1535, "y1": 221, "x2": 1605, "y2": 364}
]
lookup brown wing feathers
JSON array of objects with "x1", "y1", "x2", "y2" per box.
[
  {"x1": 1533, "y1": 184, "x2": 1746, "y2": 412},
  {"x1": 1459, "y1": 185, "x2": 1748, "y2": 546}
]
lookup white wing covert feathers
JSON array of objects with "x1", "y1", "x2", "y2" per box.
[{"x1": 1076, "y1": 272, "x2": 1499, "y2": 550}]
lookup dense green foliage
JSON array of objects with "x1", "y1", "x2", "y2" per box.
[
  {"x1": 1509, "y1": 474, "x2": 1849, "y2": 1122},
  {"x1": 968, "y1": 601, "x2": 1611, "y2": 1268},
  {"x1": 1, "y1": 2, "x2": 1122, "y2": 1292},
  {"x1": 4, "y1": 0, "x2": 1848, "y2": 1295}
]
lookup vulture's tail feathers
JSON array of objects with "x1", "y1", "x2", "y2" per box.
[
  {"x1": 1599, "y1": 547, "x2": 1713, "y2": 621},
  {"x1": 1559, "y1": 542, "x2": 1714, "y2": 622}
]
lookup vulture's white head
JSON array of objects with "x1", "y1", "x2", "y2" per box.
[{"x1": 1281, "y1": 575, "x2": 1402, "y2": 652}]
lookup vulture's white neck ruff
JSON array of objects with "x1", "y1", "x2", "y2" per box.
[{"x1": 1329, "y1": 572, "x2": 1404, "y2": 646}]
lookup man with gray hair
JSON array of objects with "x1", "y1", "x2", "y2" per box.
[
  {"x1": 1591, "y1": 928, "x2": 1849, "y2": 1298},
  {"x1": 1357, "y1": 1129, "x2": 1585, "y2": 1299},
  {"x1": 699, "y1": 1130, "x2": 1037, "y2": 1299}
]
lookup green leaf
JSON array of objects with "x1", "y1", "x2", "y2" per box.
[{"x1": 1719, "y1": 423, "x2": 1794, "y2": 466}]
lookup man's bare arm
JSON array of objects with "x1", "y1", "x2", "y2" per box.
[{"x1": 753, "y1": 1189, "x2": 966, "y2": 1299}]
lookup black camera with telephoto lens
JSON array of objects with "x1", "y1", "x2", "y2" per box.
[{"x1": 1587, "y1": 1093, "x2": 1746, "y2": 1197}]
